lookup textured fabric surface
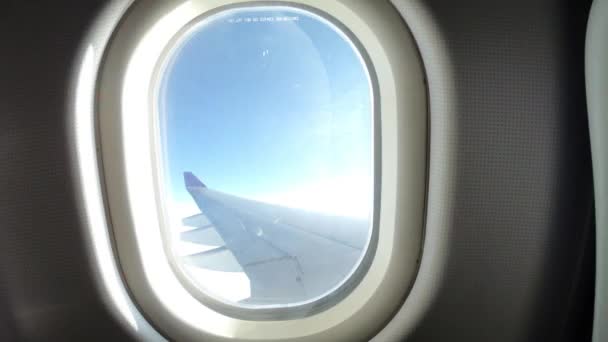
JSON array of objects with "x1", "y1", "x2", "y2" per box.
[
  {"x1": 391, "y1": 0, "x2": 595, "y2": 341},
  {"x1": 0, "y1": 0, "x2": 595, "y2": 341},
  {"x1": 0, "y1": 2, "x2": 132, "y2": 341}
]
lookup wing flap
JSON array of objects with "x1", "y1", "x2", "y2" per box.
[
  {"x1": 184, "y1": 246, "x2": 244, "y2": 273},
  {"x1": 180, "y1": 227, "x2": 224, "y2": 247},
  {"x1": 182, "y1": 213, "x2": 211, "y2": 228}
]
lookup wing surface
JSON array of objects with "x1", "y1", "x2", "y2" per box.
[{"x1": 180, "y1": 172, "x2": 369, "y2": 302}]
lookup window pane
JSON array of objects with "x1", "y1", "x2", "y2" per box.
[{"x1": 158, "y1": 5, "x2": 374, "y2": 313}]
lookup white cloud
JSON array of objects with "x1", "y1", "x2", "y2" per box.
[{"x1": 253, "y1": 171, "x2": 372, "y2": 218}]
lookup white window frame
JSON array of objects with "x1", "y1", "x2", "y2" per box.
[
  {"x1": 153, "y1": 4, "x2": 378, "y2": 321},
  {"x1": 77, "y1": 0, "x2": 428, "y2": 340}
]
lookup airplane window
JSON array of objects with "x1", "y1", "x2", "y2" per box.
[{"x1": 156, "y1": 5, "x2": 375, "y2": 316}]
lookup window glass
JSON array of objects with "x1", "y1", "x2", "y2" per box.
[{"x1": 158, "y1": 5, "x2": 374, "y2": 312}]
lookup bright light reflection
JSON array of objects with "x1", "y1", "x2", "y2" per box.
[{"x1": 75, "y1": 45, "x2": 139, "y2": 330}]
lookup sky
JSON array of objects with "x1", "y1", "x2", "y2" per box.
[{"x1": 159, "y1": 7, "x2": 373, "y2": 219}]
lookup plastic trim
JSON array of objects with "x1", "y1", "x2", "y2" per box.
[
  {"x1": 586, "y1": 1, "x2": 608, "y2": 341},
  {"x1": 95, "y1": 0, "x2": 427, "y2": 341}
]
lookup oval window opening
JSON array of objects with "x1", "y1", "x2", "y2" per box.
[{"x1": 156, "y1": 5, "x2": 376, "y2": 318}]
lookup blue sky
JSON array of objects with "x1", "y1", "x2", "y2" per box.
[{"x1": 159, "y1": 7, "x2": 373, "y2": 216}]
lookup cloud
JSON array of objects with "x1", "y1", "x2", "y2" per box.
[{"x1": 253, "y1": 171, "x2": 372, "y2": 218}]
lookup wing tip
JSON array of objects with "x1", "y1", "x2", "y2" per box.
[{"x1": 184, "y1": 172, "x2": 207, "y2": 189}]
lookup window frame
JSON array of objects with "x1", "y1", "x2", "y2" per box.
[
  {"x1": 91, "y1": 0, "x2": 427, "y2": 340},
  {"x1": 152, "y1": 3, "x2": 379, "y2": 321}
]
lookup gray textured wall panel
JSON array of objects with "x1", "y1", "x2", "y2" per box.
[
  {"x1": 391, "y1": 0, "x2": 594, "y2": 341},
  {"x1": 0, "y1": 0, "x2": 595, "y2": 341}
]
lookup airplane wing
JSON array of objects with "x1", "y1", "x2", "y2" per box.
[{"x1": 178, "y1": 172, "x2": 369, "y2": 304}]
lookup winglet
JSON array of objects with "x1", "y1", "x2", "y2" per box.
[{"x1": 184, "y1": 172, "x2": 207, "y2": 189}]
